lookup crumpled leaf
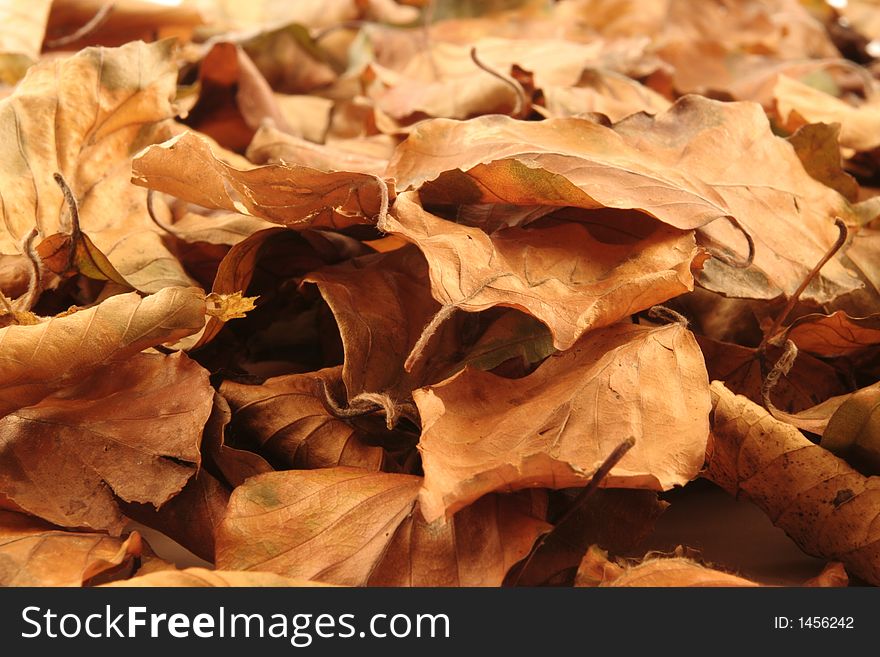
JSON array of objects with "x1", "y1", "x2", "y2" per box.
[
  {"x1": 203, "y1": 393, "x2": 273, "y2": 489},
  {"x1": 773, "y1": 74, "x2": 880, "y2": 153},
  {"x1": 820, "y1": 383, "x2": 880, "y2": 475},
  {"x1": 220, "y1": 367, "x2": 386, "y2": 471},
  {"x1": 699, "y1": 335, "x2": 848, "y2": 413},
  {"x1": 184, "y1": 41, "x2": 290, "y2": 153},
  {"x1": 706, "y1": 381, "x2": 880, "y2": 585},
  {"x1": 386, "y1": 96, "x2": 860, "y2": 303},
  {"x1": 1, "y1": 351, "x2": 214, "y2": 533},
  {"x1": 512, "y1": 489, "x2": 668, "y2": 586},
  {"x1": 382, "y1": 192, "x2": 701, "y2": 351},
  {"x1": 247, "y1": 123, "x2": 390, "y2": 177},
  {"x1": 304, "y1": 245, "x2": 457, "y2": 401},
  {"x1": 215, "y1": 467, "x2": 549, "y2": 586},
  {"x1": 0, "y1": 39, "x2": 196, "y2": 292},
  {"x1": 206, "y1": 291, "x2": 259, "y2": 322},
  {"x1": 599, "y1": 556, "x2": 761, "y2": 587},
  {"x1": 0, "y1": 510, "x2": 141, "y2": 586},
  {"x1": 786, "y1": 122, "x2": 859, "y2": 202},
  {"x1": 122, "y1": 468, "x2": 229, "y2": 563},
  {"x1": 0, "y1": 286, "x2": 206, "y2": 415},
  {"x1": 785, "y1": 310, "x2": 880, "y2": 358},
  {"x1": 101, "y1": 567, "x2": 332, "y2": 587},
  {"x1": 132, "y1": 132, "x2": 391, "y2": 230},
  {"x1": 414, "y1": 321, "x2": 711, "y2": 521}
]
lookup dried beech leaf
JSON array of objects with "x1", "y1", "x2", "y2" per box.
[
  {"x1": 383, "y1": 192, "x2": 701, "y2": 350},
  {"x1": 786, "y1": 123, "x2": 859, "y2": 202},
  {"x1": 706, "y1": 381, "x2": 880, "y2": 585},
  {"x1": 0, "y1": 510, "x2": 141, "y2": 586},
  {"x1": 820, "y1": 383, "x2": 880, "y2": 474},
  {"x1": 122, "y1": 468, "x2": 229, "y2": 563},
  {"x1": 600, "y1": 557, "x2": 761, "y2": 587},
  {"x1": 386, "y1": 97, "x2": 859, "y2": 302},
  {"x1": 132, "y1": 132, "x2": 390, "y2": 230},
  {"x1": 216, "y1": 467, "x2": 549, "y2": 586},
  {"x1": 101, "y1": 568, "x2": 331, "y2": 587},
  {"x1": 513, "y1": 489, "x2": 668, "y2": 586},
  {"x1": 0, "y1": 40, "x2": 196, "y2": 292},
  {"x1": 203, "y1": 393, "x2": 273, "y2": 489},
  {"x1": 0, "y1": 351, "x2": 214, "y2": 533},
  {"x1": 785, "y1": 310, "x2": 880, "y2": 358},
  {"x1": 414, "y1": 321, "x2": 711, "y2": 521},
  {"x1": 304, "y1": 246, "x2": 455, "y2": 400},
  {"x1": 773, "y1": 74, "x2": 880, "y2": 152},
  {"x1": 0, "y1": 286, "x2": 206, "y2": 415},
  {"x1": 220, "y1": 367, "x2": 385, "y2": 471},
  {"x1": 247, "y1": 123, "x2": 390, "y2": 177},
  {"x1": 698, "y1": 335, "x2": 848, "y2": 413}
]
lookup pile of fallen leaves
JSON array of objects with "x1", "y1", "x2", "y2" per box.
[{"x1": 3, "y1": 0, "x2": 880, "y2": 588}]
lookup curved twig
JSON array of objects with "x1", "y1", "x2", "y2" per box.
[
  {"x1": 760, "y1": 218, "x2": 848, "y2": 351},
  {"x1": 510, "y1": 436, "x2": 636, "y2": 586},
  {"x1": 46, "y1": 2, "x2": 116, "y2": 48},
  {"x1": 470, "y1": 46, "x2": 527, "y2": 119}
]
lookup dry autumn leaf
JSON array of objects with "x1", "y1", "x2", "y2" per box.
[
  {"x1": 0, "y1": 0, "x2": 52, "y2": 84},
  {"x1": 215, "y1": 467, "x2": 549, "y2": 586},
  {"x1": 382, "y1": 192, "x2": 702, "y2": 351},
  {"x1": 0, "y1": 39, "x2": 196, "y2": 293},
  {"x1": 6, "y1": 0, "x2": 880, "y2": 595},
  {"x1": 706, "y1": 381, "x2": 880, "y2": 585},
  {"x1": 0, "y1": 510, "x2": 141, "y2": 586},
  {"x1": 414, "y1": 321, "x2": 711, "y2": 521},
  {"x1": 386, "y1": 97, "x2": 860, "y2": 303},
  {"x1": 100, "y1": 567, "x2": 334, "y2": 587},
  {"x1": 220, "y1": 367, "x2": 386, "y2": 471},
  {"x1": 132, "y1": 131, "x2": 392, "y2": 231}
]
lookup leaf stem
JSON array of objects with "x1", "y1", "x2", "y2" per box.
[
  {"x1": 760, "y1": 218, "x2": 848, "y2": 351},
  {"x1": 510, "y1": 436, "x2": 636, "y2": 586},
  {"x1": 404, "y1": 304, "x2": 456, "y2": 372},
  {"x1": 46, "y1": 2, "x2": 116, "y2": 48},
  {"x1": 470, "y1": 47, "x2": 527, "y2": 119}
]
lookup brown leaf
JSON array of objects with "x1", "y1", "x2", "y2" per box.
[
  {"x1": 0, "y1": 350, "x2": 214, "y2": 533},
  {"x1": 304, "y1": 246, "x2": 455, "y2": 401},
  {"x1": 220, "y1": 367, "x2": 385, "y2": 471},
  {"x1": 122, "y1": 468, "x2": 229, "y2": 563},
  {"x1": 0, "y1": 286, "x2": 207, "y2": 415},
  {"x1": 382, "y1": 192, "x2": 701, "y2": 351},
  {"x1": 386, "y1": 97, "x2": 860, "y2": 303},
  {"x1": 0, "y1": 40, "x2": 196, "y2": 293},
  {"x1": 46, "y1": 0, "x2": 204, "y2": 49},
  {"x1": 785, "y1": 310, "x2": 880, "y2": 358},
  {"x1": 132, "y1": 132, "x2": 391, "y2": 231},
  {"x1": 184, "y1": 42, "x2": 290, "y2": 152},
  {"x1": 101, "y1": 567, "x2": 332, "y2": 587},
  {"x1": 803, "y1": 562, "x2": 849, "y2": 587},
  {"x1": 215, "y1": 467, "x2": 549, "y2": 586},
  {"x1": 414, "y1": 321, "x2": 711, "y2": 521},
  {"x1": 0, "y1": 510, "x2": 141, "y2": 586},
  {"x1": 773, "y1": 74, "x2": 880, "y2": 152},
  {"x1": 698, "y1": 335, "x2": 848, "y2": 413},
  {"x1": 706, "y1": 381, "x2": 880, "y2": 585},
  {"x1": 247, "y1": 123, "x2": 391, "y2": 177},
  {"x1": 541, "y1": 68, "x2": 671, "y2": 122},
  {"x1": 600, "y1": 557, "x2": 761, "y2": 587},
  {"x1": 512, "y1": 489, "x2": 668, "y2": 586},
  {"x1": 786, "y1": 123, "x2": 859, "y2": 202},
  {"x1": 203, "y1": 393, "x2": 273, "y2": 489}
]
